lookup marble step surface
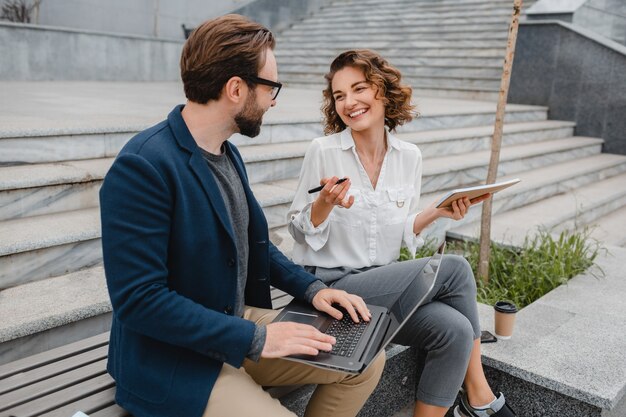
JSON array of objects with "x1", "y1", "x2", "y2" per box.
[
  {"x1": 588, "y1": 206, "x2": 626, "y2": 247},
  {"x1": 316, "y1": 2, "x2": 516, "y2": 18},
  {"x1": 275, "y1": 55, "x2": 503, "y2": 68},
  {"x1": 301, "y1": 9, "x2": 512, "y2": 25},
  {"x1": 0, "y1": 158, "x2": 110, "y2": 220},
  {"x1": 0, "y1": 136, "x2": 604, "y2": 289},
  {"x1": 0, "y1": 266, "x2": 111, "y2": 364},
  {"x1": 274, "y1": 47, "x2": 506, "y2": 58},
  {"x1": 293, "y1": 15, "x2": 512, "y2": 30},
  {"x1": 0, "y1": 120, "x2": 577, "y2": 221},
  {"x1": 447, "y1": 172, "x2": 626, "y2": 247},
  {"x1": 0, "y1": 218, "x2": 293, "y2": 364},
  {"x1": 277, "y1": 23, "x2": 508, "y2": 37},
  {"x1": 281, "y1": 72, "x2": 501, "y2": 89},
  {"x1": 272, "y1": 39, "x2": 508, "y2": 50},
  {"x1": 282, "y1": 31, "x2": 508, "y2": 42},
  {"x1": 279, "y1": 64, "x2": 503, "y2": 79},
  {"x1": 236, "y1": 152, "x2": 626, "y2": 236},
  {"x1": 421, "y1": 136, "x2": 603, "y2": 195},
  {"x1": 422, "y1": 153, "x2": 626, "y2": 242},
  {"x1": 0, "y1": 89, "x2": 548, "y2": 165},
  {"x1": 323, "y1": 0, "x2": 519, "y2": 10}
]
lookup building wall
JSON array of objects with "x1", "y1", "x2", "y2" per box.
[
  {"x1": 574, "y1": 0, "x2": 626, "y2": 45},
  {"x1": 29, "y1": 0, "x2": 256, "y2": 39},
  {"x1": 509, "y1": 21, "x2": 626, "y2": 155}
]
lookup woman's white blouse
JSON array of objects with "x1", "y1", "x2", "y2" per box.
[{"x1": 288, "y1": 128, "x2": 424, "y2": 269}]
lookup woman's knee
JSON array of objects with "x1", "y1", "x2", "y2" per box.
[{"x1": 444, "y1": 255, "x2": 477, "y2": 294}]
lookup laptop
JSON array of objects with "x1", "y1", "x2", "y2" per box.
[{"x1": 272, "y1": 241, "x2": 446, "y2": 374}]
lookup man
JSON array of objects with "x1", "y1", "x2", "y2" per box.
[{"x1": 100, "y1": 14, "x2": 385, "y2": 417}]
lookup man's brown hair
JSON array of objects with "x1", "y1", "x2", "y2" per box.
[
  {"x1": 180, "y1": 14, "x2": 275, "y2": 104},
  {"x1": 322, "y1": 49, "x2": 417, "y2": 135}
]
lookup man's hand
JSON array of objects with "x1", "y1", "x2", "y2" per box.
[
  {"x1": 262, "y1": 322, "x2": 336, "y2": 358},
  {"x1": 312, "y1": 288, "x2": 371, "y2": 323}
]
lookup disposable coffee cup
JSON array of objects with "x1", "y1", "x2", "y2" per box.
[{"x1": 494, "y1": 301, "x2": 518, "y2": 339}]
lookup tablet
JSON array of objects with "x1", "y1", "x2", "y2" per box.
[{"x1": 435, "y1": 178, "x2": 520, "y2": 208}]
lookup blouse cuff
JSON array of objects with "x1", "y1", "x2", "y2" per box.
[
  {"x1": 403, "y1": 212, "x2": 425, "y2": 257},
  {"x1": 289, "y1": 203, "x2": 331, "y2": 251}
]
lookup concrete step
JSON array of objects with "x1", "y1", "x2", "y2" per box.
[
  {"x1": 422, "y1": 137, "x2": 603, "y2": 194},
  {"x1": 322, "y1": 0, "x2": 518, "y2": 10},
  {"x1": 280, "y1": 22, "x2": 509, "y2": 36},
  {"x1": 476, "y1": 246, "x2": 626, "y2": 416},
  {"x1": 588, "y1": 206, "x2": 626, "y2": 247},
  {"x1": 0, "y1": 266, "x2": 111, "y2": 365},
  {"x1": 273, "y1": 39, "x2": 508, "y2": 50},
  {"x1": 422, "y1": 153, "x2": 626, "y2": 242},
  {"x1": 281, "y1": 71, "x2": 501, "y2": 89},
  {"x1": 0, "y1": 208, "x2": 102, "y2": 290},
  {"x1": 0, "y1": 136, "x2": 603, "y2": 288},
  {"x1": 293, "y1": 15, "x2": 512, "y2": 30},
  {"x1": 277, "y1": 22, "x2": 508, "y2": 36},
  {"x1": 0, "y1": 120, "x2": 571, "y2": 222},
  {"x1": 0, "y1": 158, "x2": 110, "y2": 220},
  {"x1": 282, "y1": 31, "x2": 508, "y2": 43},
  {"x1": 411, "y1": 86, "x2": 501, "y2": 101},
  {"x1": 274, "y1": 47, "x2": 506, "y2": 58},
  {"x1": 302, "y1": 9, "x2": 512, "y2": 25},
  {"x1": 0, "y1": 230, "x2": 293, "y2": 364},
  {"x1": 447, "y1": 172, "x2": 626, "y2": 247},
  {"x1": 0, "y1": 91, "x2": 548, "y2": 165},
  {"x1": 281, "y1": 81, "x2": 502, "y2": 101},
  {"x1": 275, "y1": 55, "x2": 503, "y2": 68},
  {"x1": 279, "y1": 63, "x2": 503, "y2": 79},
  {"x1": 315, "y1": 0, "x2": 515, "y2": 17},
  {"x1": 395, "y1": 120, "x2": 576, "y2": 157}
]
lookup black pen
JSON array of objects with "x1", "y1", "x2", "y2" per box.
[{"x1": 308, "y1": 177, "x2": 348, "y2": 194}]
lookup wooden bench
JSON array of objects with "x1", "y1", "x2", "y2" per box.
[{"x1": 0, "y1": 289, "x2": 295, "y2": 417}]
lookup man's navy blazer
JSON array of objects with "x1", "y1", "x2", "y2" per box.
[{"x1": 100, "y1": 106, "x2": 319, "y2": 417}]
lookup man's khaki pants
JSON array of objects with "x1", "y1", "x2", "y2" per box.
[{"x1": 203, "y1": 306, "x2": 386, "y2": 417}]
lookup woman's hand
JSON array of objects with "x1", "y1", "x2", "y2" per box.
[
  {"x1": 431, "y1": 193, "x2": 491, "y2": 221},
  {"x1": 310, "y1": 176, "x2": 355, "y2": 227},
  {"x1": 413, "y1": 193, "x2": 491, "y2": 235}
]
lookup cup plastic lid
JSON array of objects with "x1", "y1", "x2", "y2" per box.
[{"x1": 494, "y1": 301, "x2": 518, "y2": 313}]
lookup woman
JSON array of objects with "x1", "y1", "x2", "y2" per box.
[{"x1": 287, "y1": 50, "x2": 516, "y2": 417}]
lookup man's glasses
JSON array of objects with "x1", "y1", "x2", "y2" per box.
[{"x1": 244, "y1": 75, "x2": 282, "y2": 100}]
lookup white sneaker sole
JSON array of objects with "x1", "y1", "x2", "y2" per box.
[{"x1": 453, "y1": 405, "x2": 469, "y2": 417}]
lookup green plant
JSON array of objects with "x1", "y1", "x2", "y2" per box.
[{"x1": 398, "y1": 228, "x2": 603, "y2": 309}]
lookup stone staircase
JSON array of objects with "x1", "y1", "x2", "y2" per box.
[
  {"x1": 2, "y1": 5, "x2": 626, "y2": 415},
  {"x1": 3, "y1": 80, "x2": 626, "y2": 367},
  {"x1": 276, "y1": 0, "x2": 535, "y2": 100}
]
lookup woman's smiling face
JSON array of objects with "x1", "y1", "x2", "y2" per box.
[{"x1": 331, "y1": 66, "x2": 386, "y2": 134}]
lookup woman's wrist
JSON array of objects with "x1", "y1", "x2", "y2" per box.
[
  {"x1": 311, "y1": 199, "x2": 333, "y2": 227},
  {"x1": 413, "y1": 206, "x2": 440, "y2": 235}
]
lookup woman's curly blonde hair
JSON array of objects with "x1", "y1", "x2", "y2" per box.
[{"x1": 322, "y1": 49, "x2": 418, "y2": 135}]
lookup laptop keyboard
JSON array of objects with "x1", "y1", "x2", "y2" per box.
[{"x1": 324, "y1": 312, "x2": 368, "y2": 357}]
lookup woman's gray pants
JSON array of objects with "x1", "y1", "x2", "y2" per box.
[{"x1": 310, "y1": 255, "x2": 480, "y2": 408}]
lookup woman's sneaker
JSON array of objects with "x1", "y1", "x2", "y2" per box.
[{"x1": 453, "y1": 392, "x2": 516, "y2": 417}]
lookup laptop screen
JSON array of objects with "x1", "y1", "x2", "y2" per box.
[{"x1": 380, "y1": 242, "x2": 445, "y2": 349}]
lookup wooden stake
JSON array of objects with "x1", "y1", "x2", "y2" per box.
[{"x1": 478, "y1": 0, "x2": 524, "y2": 282}]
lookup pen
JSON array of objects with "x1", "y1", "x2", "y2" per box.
[{"x1": 308, "y1": 177, "x2": 347, "y2": 194}]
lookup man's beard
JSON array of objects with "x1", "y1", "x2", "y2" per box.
[{"x1": 235, "y1": 90, "x2": 264, "y2": 138}]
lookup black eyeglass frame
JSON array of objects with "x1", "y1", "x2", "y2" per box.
[{"x1": 243, "y1": 75, "x2": 282, "y2": 100}]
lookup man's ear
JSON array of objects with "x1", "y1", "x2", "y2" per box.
[{"x1": 223, "y1": 76, "x2": 246, "y2": 104}]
